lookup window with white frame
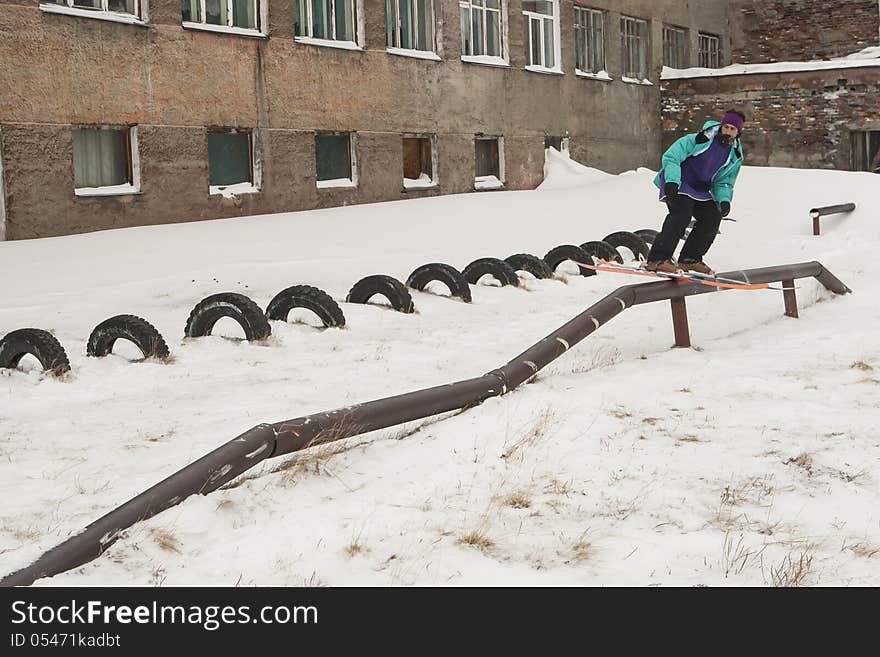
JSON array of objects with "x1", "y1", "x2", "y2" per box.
[
  {"x1": 182, "y1": 0, "x2": 259, "y2": 29},
  {"x1": 47, "y1": 0, "x2": 143, "y2": 20},
  {"x1": 620, "y1": 15, "x2": 648, "y2": 80},
  {"x1": 459, "y1": 0, "x2": 503, "y2": 58},
  {"x1": 851, "y1": 131, "x2": 880, "y2": 171},
  {"x1": 316, "y1": 132, "x2": 357, "y2": 187},
  {"x1": 698, "y1": 32, "x2": 721, "y2": 68},
  {"x1": 402, "y1": 135, "x2": 436, "y2": 188},
  {"x1": 73, "y1": 127, "x2": 140, "y2": 196},
  {"x1": 474, "y1": 136, "x2": 503, "y2": 189},
  {"x1": 574, "y1": 6, "x2": 604, "y2": 74},
  {"x1": 386, "y1": 0, "x2": 434, "y2": 52},
  {"x1": 295, "y1": 0, "x2": 357, "y2": 42},
  {"x1": 663, "y1": 25, "x2": 687, "y2": 69},
  {"x1": 208, "y1": 128, "x2": 259, "y2": 194},
  {"x1": 522, "y1": 1, "x2": 560, "y2": 70}
]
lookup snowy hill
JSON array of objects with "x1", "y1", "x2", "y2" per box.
[{"x1": 1, "y1": 156, "x2": 879, "y2": 586}]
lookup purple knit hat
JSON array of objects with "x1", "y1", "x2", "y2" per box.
[{"x1": 722, "y1": 111, "x2": 744, "y2": 134}]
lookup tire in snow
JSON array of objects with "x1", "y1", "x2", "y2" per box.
[
  {"x1": 184, "y1": 293, "x2": 272, "y2": 341},
  {"x1": 87, "y1": 314, "x2": 170, "y2": 359},
  {"x1": 634, "y1": 229, "x2": 659, "y2": 246},
  {"x1": 0, "y1": 328, "x2": 71, "y2": 376},
  {"x1": 462, "y1": 258, "x2": 519, "y2": 287},
  {"x1": 266, "y1": 285, "x2": 346, "y2": 328},
  {"x1": 406, "y1": 263, "x2": 472, "y2": 303},
  {"x1": 504, "y1": 253, "x2": 553, "y2": 280},
  {"x1": 543, "y1": 244, "x2": 595, "y2": 277},
  {"x1": 602, "y1": 231, "x2": 650, "y2": 261},
  {"x1": 580, "y1": 240, "x2": 623, "y2": 264},
  {"x1": 346, "y1": 275, "x2": 415, "y2": 313}
]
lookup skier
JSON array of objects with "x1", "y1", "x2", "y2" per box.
[{"x1": 645, "y1": 110, "x2": 746, "y2": 275}]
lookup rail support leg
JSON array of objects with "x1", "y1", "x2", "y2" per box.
[
  {"x1": 671, "y1": 297, "x2": 691, "y2": 348},
  {"x1": 783, "y1": 279, "x2": 798, "y2": 318},
  {"x1": 812, "y1": 214, "x2": 821, "y2": 236}
]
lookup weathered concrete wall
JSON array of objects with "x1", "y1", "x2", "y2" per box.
[
  {"x1": 661, "y1": 67, "x2": 880, "y2": 170},
  {"x1": 729, "y1": 0, "x2": 880, "y2": 64},
  {"x1": 0, "y1": 0, "x2": 731, "y2": 239}
]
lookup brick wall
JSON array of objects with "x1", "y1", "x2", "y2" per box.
[
  {"x1": 661, "y1": 67, "x2": 880, "y2": 170},
  {"x1": 731, "y1": 0, "x2": 880, "y2": 63}
]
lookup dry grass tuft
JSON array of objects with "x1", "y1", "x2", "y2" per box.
[
  {"x1": 769, "y1": 551, "x2": 813, "y2": 587},
  {"x1": 344, "y1": 538, "x2": 367, "y2": 558},
  {"x1": 543, "y1": 477, "x2": 572, "y2": 496},
  {"x1": 501, "y1": 407, "x2": 557, "y2": 460},
  {"x1": 850, "y1": 360, "x2": 873, "y2": 371},
  {"x1": 785, "y1": 452, "x2": 814, "y2": 475},
  {"x1": 570, "y1": 530, "x2": 592, "y2": 562},
  {"x1": 458, "y1": 528, "x2": 495, "y2": 551},
  {"x1": 570, "y1": 345, "x2": 622, "y2": 374},
  {"x1": 844, "y1": 541, "x2": 880, "y2": 559},
  {"x1": 608, "y1": 406, "x2": 632, "y2": 420},
  {"x1": 721, "y1": 532, "x2": 757, "y2": 577},
  {"x1": 501, "y1": 491, "x2": 532, "y2": 509},
  {"x1": 152, "y1": 528, "x2": 182, "y2": 554}
]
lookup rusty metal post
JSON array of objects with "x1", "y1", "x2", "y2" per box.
[
  {"x1": 812, "y1": 212, "x2": 821, "y2": 236},
  {"x1": 783, "y1": 279, "x2": 798, "y2": 318},
  {"x1": 670, "y1": 297, "x2": 690, "y2": 348}
]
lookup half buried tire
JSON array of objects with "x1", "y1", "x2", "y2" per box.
[
  {"x1": 543, "y1": 245, "x2": 595, "y2": 277},
  {"x1": 634, "y1": 229, "x2": 659, "y2": 247},
  {"x1": 0, "y1": 328, "x2": 71, "y2": 376},
  {"x1": 87, "y1": 315, "x2": 170, "y2": 359},
  {"x1": 406, "y1": 263, "x2": 472, "y2": 303},
  {"x1": 184, "y1": 293, "x2": 272, "y2": 341},
  {"x1": 580, "y1": 240, "x2": 623, "y2": 264},
  {"x1": 602, "y1": 231, "x2": 650, "y2": 262},
  {"x1": 504, "y1": 253, "x2": 553, "y2": 280},
  {"x1": 266, "y1": 285, "x2": 346, "y2": 328},
  {"x1": 346, "y1": 275, "x2": 415, "y2": 313},
  {"x1": 462, "y1": 258, "x2": 519, "y2": 287}
]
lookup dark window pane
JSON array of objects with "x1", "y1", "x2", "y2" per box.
[
  {"x1": 475, "y1": 138, "x2": 499, "y2": 177},
  {"x1": 403, "y1": 137, "x2": 432, "y2": 179},
  {"x1": 182, "y1": 0, "x2": 201, "y2": 21},
  {"x1": 208, "y1": 131, "x2": 252, "y2": 186},
  {"x1": 232, "y1": 0, "x2": 256, "y2": 28},
  {"x1": 316, "y1": 134, "x2": 352, "y2": 181},
  {"x1": 73, "y1": 129, "x2": 129, "y2": 188}
]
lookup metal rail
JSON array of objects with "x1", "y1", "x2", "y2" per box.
[
  {"x1": 0, "y1": 261, "x2": 851, "y2": 587},
  {"x1": 810, "y1": 203, "x2": 856, "y2": 235}
]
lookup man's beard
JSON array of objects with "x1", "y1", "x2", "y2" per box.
[{"x1": 717, "y1": 133, "x2": 733, "y2": 146}]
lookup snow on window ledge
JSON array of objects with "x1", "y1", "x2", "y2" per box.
[
  {"x1": 317, "y1": 178, "x2": 358, "y2": 189},
  {"x1": 386, "y1": 47, "x2": 442, "y2": 62},
  {"x1": 403, "y1": 175, "x2": 438, "y2": 190},
  {"x1": 576, "y1": 69, "x2": 613, "y2": 81},
  {"x1": 295, "y1": 37, "x2": 362, "y2": 52},
  {"x1": 461, "y1": 55, "x2": 509, "y2": 68},
  {"x1": 621, "y1": 76, "x2": 653, "y2": 86},
  {"x1": 39, "y1": 4, "x2": 148, "y2": 26},
  {"x1": 474, "y1": 175, "x2": 504, "y2": 191},
  {"x1": 524, "y1": 64, "x2": 564, "y2": 76},
  {"x1": 209, "y1": 182, "x2": 260, "y2": 198},
  {"x1": 182, "y1": 22, "x2": 267, "y2": 39},
  {"x1": 75, "y1": 183, "x2": 142, "y2": 197}
]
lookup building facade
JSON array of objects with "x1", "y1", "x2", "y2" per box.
[
  {"x1": 0, "y1": 0, "x2": 730, "y2": 240},
  {"x1": 662, "y1": 0, "x2": 880, "y2": 172}
]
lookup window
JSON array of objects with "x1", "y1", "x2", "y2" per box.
[
  {"x1": 698, "y1": 32, "x2": 720, "y2": 68},
  {"x1": 574, "y1": 7, "x2": 604, "y2": 75},
  {"x1": 851, "y1": 131, "x2": 880, "y2": 171},
  {"x1": 620, "y1": 16, "x2": 648, "y2": 80},
  {"x1": 295, "y1": 0, "x2": 356, "y2": 42},
  {"x1": 182, "y1": 0, "x2": 260, "y2": 30},
  {"x1": 522, "y1": 1, "x2": 560, "y2": 71},
  {"x1": 44, "y1": 0, "x2": 146, "y2": 23},
  {"x1": 402, "y1": 136, "x2": 437, "y2": 188},
  {"x1": 474, "y1": 136, "x2": 503, "y2": 189},
  {"x1": 73, "y1": 127, "x2": 140, "y2": 196},
  {"x1": 386, "y1": 0, "x2": 434, "y2": 52},
  {"x1": 208, "y1": 129, "x2": 259, "y2": 195},
  {"x1": 316, "y1": 132, "x2": 357, "y2": 187},
  {"x1": 663, "y1": 25, "x2": 687, "y2": 69},
  {"x1": 459, "y1": 0, "x2": 503, "y2": 59}
]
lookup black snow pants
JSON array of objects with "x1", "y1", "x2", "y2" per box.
[{"x1": 646, "y1": 195, "x2": 723, "y2": 263}]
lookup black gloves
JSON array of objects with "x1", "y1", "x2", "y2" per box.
[
  {"x1": 664, "y1": 182, "x2": 679, "y2": 200},
  {"x1": 719, "y1": 202, "x2": 731, "y2": 217}
]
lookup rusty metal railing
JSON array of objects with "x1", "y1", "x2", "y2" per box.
[
  {"x1": 0, "y1": 260, "x2": 850, "y2": 587},
  {"x1": 810, "y1": 203, "x2": 856, "y2": 235}
]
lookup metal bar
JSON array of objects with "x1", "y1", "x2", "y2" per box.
[
  {"x1": 783, "y1": 279, "x2": 798, "y2": 318},
  {"x1": 813, "y1": 214, "x2": 821, "y2": 236},
  {"x1": 808, "y1": 202, "x2": 856, "y2": 217},
  {"x1": 670, "y1": 297, "x2": 691, "y2": 347},
  {"x1": 2, "y1": 261, "x2": 852, "y2": 587}
]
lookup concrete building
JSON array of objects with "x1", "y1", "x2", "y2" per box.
[
  {"x1": 0, "y1": 0, "x2": 730, "y2": 240},
  {"x1": 662, "y1": 0, "x2": 880, "y2": 172}
]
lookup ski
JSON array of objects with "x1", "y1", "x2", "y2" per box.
[{"x1": 574, "y1": 259, "x2": 782, "y2": 291}]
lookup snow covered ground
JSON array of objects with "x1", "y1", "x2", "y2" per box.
[{"x1": 1, "y1": 152, "x2": 879, "y2": 586}]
